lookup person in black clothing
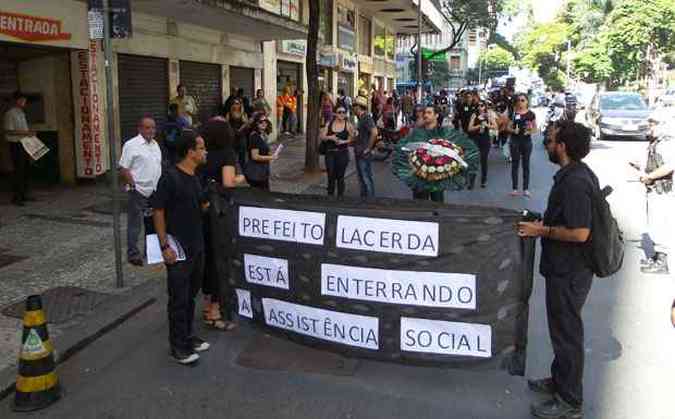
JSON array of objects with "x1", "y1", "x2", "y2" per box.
[
  {"x1": 151, "y1": 129, "x2": 210, "y2": 365},
  {"x1": 225, "y1": 99, "x2": 249, "y2": 168},
  {"x1": 468, "y1": 101, "x2": 498, "y2": 188},
  {"x1": 454, "y1": 91, "x2": 476, "y2": 134},
  {"x1": 507, "y1": 93, "x2": 537, "y2": 197},
  {"x1": 320, "y1": 105, "x2": 354, "y2": 198},
  {"x1": 199, "y1": 117, "x2": 245, "y2": 331},
  {"x1": 246, "y1": 112, "x2": 277, "y2": 190},
  {"x1": 518, "y1": 121, "x2": 596, "y2": 419}
]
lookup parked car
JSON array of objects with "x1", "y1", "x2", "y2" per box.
[
  {"x1": 587, "y1": 92, "x2": 651, "y2": 141},
  {"x1": 656, "y1": 88, "x2": 675, "y2": 107}
]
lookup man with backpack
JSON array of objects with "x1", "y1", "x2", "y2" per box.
[
  {"x1": 630, "y1": 117, "x2": 674, "y2": 275},
  {"x1": 518, "y1": 121, "x2": 598, "y2": 419}
]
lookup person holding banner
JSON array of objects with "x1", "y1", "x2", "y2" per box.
[
  {"x1": 518, "y1": 121, "x2": 596, "y2": 419},
  {"x1": 3, "y1": 91, "x2": 35, "y2": 206}
]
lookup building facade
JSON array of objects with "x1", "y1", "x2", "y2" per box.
[{"x1": 0, "y1": 0, "x2": 442, "y2": 186}]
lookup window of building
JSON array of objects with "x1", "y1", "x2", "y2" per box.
[
  {"x1": 359, "y1": 15, "x2": 371, "y2": 55},
  {"x1": 468, "y1": 29, "x2": 477, "y2": 47},
  {"x1": 337, "y1": 4, "x2": 355, "y2": 51},
  {"x1": 319, "y1": 0, "x2": 333, "y2": 45},
  {"x1": 450, "y1": 56, "x2": 461, "y2": 71},
  {"x1": 374, "y1": 23, "x2": 385, "y2": 57}
]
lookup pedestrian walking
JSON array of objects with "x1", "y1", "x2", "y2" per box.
[
  {"x1": 245, "y1": 112, "x2": 277, "y2": 191},
  {"x1": 401, "y1": 90, "x2": 414, "y2": 125},
  {"x1": 170, "y1": 84, "x2": 198, "y2": 127},
  {"x1": 518, "y1": 121, "x2": 596, "y2": 419},
  {"x1": 508, "y1": 93, "x2": 537, "y2": 197},
  {"x1": 200, "y1": 118, "x2": 245, "y2": 331},
  {"x1": 320, "y1": 105, "x2": 354, "y2": 198},
  {"x1": 3, "y1": 91, "x2": 35, "y2": 206},
  {"x1": 336, "y1": 89, "x2": 352, "y2": 118},
  {"x1": 629, "y1": 117, "x2": 675, "y2": 275},
  {"x1": 119, "y1": 117, "x2": 163, "y2": 266},
  {"x1": 468, "y1": 101, "x2": 498, "y2": 188},
  {"x1": 352, "y1": 96, "x2": 377, "y2": 198},
  {"x1": 321, "y1": 92, "x2": 335, "y2": 128},
  {"x1": 151, "y1": 129, "x2": 211, "y2": 365}
]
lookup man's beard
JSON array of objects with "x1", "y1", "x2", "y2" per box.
[{"x1": 547, "y1": 149, "x2": 560, "y2": 164}]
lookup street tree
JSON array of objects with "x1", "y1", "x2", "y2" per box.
[
  {"x1": 304, "y1": 0, "x2": 321, "y2": 172},
  {"x1": 516, "y1": 22, "x2": 569, "y2": 90},
  {"x1": 478, "y1": 45, "x2": 515, "y2": 78},
  {"x1": 426, "y1": 0, "x2": 504, "y2": 60}
]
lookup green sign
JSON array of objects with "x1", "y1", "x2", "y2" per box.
[{"x1": 422, "y1": 48, "x2": 447, "y2": 62}]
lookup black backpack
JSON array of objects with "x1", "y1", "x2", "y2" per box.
[{"x1": 585, "y1": 179, "x2": 624, "y2": 278}]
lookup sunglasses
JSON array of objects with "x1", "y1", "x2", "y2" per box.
[{"x1": 336, "y1": 110, "x2": 346, "y2": 114}]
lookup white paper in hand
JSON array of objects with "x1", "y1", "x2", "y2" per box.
[
  {"x1": 146, "y1": 234, "x2": 186, "y2": 264},
  {"x1": 273, "y1": 144, "x2": 284, "y2": 159}
]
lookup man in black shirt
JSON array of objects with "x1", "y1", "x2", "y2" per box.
[
  {"x1": 152, "y1": 129, "x2": 210, "y2": 365},
  {"x1": 518, "y1": 121, "x2": 597, "y2": 419}
]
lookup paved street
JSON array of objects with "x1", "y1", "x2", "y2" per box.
[{"x1": 1, "y1": 118, "x2": 673, "y2": 419}]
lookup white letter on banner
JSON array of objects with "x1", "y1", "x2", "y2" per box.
[
  {"x1": 236, "y1": 289, "x2": 253, "y2": 319},
  {"x1": 336, "y1": 215, "x2": 439, "y2": 257},
  {"x1": 262, "y1": 298, "x2": 379, "y2": 350},
  {"x1": 400, "y1": 317, "x2": 492, "y2": 358},
  {"x1": 238, "y1": 206, "x2": 326, "y2": 245},
  {"x1": 321, "y1": 264, "x2": 476, "y2": 309},
  {"x1": 244, "y1": 254, "x2": 290, "y2": 290}
]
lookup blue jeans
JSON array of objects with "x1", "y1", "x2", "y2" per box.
[{"x1": 355, "y1": 156, "x2": 375, "y2": 198}]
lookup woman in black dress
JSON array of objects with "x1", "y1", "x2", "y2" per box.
[{"x1": 200, "y1": 116, "x2": 246, "y2": 331}]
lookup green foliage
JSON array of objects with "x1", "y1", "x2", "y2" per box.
[
  {"x1": 479, "y1": 46, "x2": 515, "y2": 75},
  {"x1": 516, "y1": 22, "x2": 569, "y2": 89}
]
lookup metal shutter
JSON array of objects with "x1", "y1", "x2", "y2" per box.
[
  {"x1": 117, "y1": 54, "x2": 168, "y2": 143},
  {"x1": 229, "y1": 66, "x2": 255, "y2": 100},
  {"x1": 179, "y1": 61, "x2": 222, "y2": 125}
]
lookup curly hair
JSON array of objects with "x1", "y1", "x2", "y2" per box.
[{"x1": 554, "y1": 120, "x2": 591, "y2": 161}]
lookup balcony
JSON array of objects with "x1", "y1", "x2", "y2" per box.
[
  {"x1": 129, "y1": 0, "x2": 308, "y2": 40},
  {"x1": 353, "y1": 0, "x2": 444, "y2": 35}
]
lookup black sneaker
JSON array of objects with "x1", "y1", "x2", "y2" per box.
[
  {"x1": 128, "y1": 256, "x2": 144, "y2": 267},
  {"x1": 190, "y1": 336, "x2": 210, "y2": 353},
  {"x1": 170, "y1": 348, "x2": 199, "y2": 365},
  {"x1": 528, "y1": 377, "x2": 555, "y2": 395},
  {"x1": 531, "y1": 395, "x2": 583, "y2": 418}
]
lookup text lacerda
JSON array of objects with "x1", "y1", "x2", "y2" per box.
[
  {"x1": 400, "y1": 317, "x2": 492, "y2": 358},
  {"x1": 262, "y1": 298, "x2": 379, "y2": 350},
  {"x1": 322, "y1": 264, "x2": 476, "y2": 309},
  {"x1": 336, "y1": 216, "x2": 439, "y2": 257},
  {"x1": 236, "y1": 289, "x2": 253, "y2": 319},
  {"x1": 239, "y1": 206, "x2": 326, "y2": 245},
  {"x1": 244, "y1": 254, "x2": 289, "y2": 290}
]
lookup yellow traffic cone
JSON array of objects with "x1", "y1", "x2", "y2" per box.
[{"x1": 12, "y1": 295, "x2": 61, "y2": 412}]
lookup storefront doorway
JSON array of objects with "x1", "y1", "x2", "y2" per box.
[
  {"x1": 0, "y1": 42, "x2": 74, "y2": 186},
  {"x1": 179, "y1": 61, "x2": 222, "y2": 125},
  {"x1": 277, "y1": 60, "x2": 303, "y2": 132},
  {"x1": 229, "y1": 66, "x2": 255, "y2": 103}
]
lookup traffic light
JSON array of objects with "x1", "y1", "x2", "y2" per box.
[{"x1": 424, "y1": 60, "x2": 434, "y2": 76}]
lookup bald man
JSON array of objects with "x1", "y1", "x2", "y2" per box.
[{"x1": 119, "y1": 117, "x2": 163, "y2": 266}]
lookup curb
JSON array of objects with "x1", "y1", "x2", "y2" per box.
[{"x1": 0, "y1": 279, "x2": 160, "y2": 401}]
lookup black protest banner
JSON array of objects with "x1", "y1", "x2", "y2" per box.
[{"x1": 209, "y1": 188, "x2": 535, "y2": 375}]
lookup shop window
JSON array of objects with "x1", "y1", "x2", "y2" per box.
[
  {"x1": 358, "y1": 15, "x2": 371, "y2": 56},
  {"x1": 374, "y1": 23, "x2": 385, "y2": 57}
]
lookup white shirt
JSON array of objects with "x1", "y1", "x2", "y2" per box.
[
  {"x1": 3, "y1": 107, "x2": 29, "y2": 143},
  {"x1": 118, "y1": 134, "x2": 162, "y2": 198}
]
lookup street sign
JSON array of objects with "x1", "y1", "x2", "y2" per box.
[
  {"x1": 87, "y1": 0, "x2": 132, "y2": 39},
  {"x1": 88, "y1": 10, "x2": 104, "y2": 39},
  {"x1": 422, "y1": 48, "x2": 447, "y2": 62}
]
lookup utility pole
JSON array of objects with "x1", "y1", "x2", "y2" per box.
[
  {"x1": 416, "y1": 1, "x2": 423, "y2": 102},
  {"x1": 103, "y1": 0, "x2": 124, "y2": 288}
]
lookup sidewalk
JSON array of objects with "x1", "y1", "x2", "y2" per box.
[{"x1": 0, "y1": 133, "x2": 332, "y2": 386}]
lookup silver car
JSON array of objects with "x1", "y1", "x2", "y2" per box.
[{"x1": 587, "y1": 92, "x2": 651, "y2": 140}]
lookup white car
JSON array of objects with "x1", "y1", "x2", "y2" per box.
[{"x1": 657, "y1": 89, "x2": 675, "y2": 107}]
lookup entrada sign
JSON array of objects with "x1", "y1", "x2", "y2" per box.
[{"x1": 0, "y1": 11, "x2": 72, "y2": 42}]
